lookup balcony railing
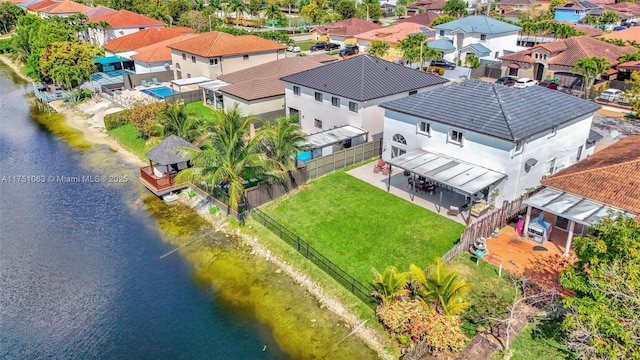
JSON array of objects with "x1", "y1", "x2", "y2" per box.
[{"x1": 140, "y1": 166, "x2": 177, "y2": 191}]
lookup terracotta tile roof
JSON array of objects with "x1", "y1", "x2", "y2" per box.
[
  {"x1": 91, "y1": 9, "x2": 165, "y2": 28},
  {"x1": 408, "y1": 0, "x2": 447, "y2": 11},
  {"x1": 130, "y1": 34, "x2": 199, "y2": 63},
  {"x1": 167, "y1": 31, "x2": 286, "y2": 57},
  {"x1": 38, "y1": 0, "x2": 89, "y2": 14},
  {"x1": 396, "y1": 12, "x2": 442, "y2": 27},
  {"x1": 312, "y1": 18, "x2": 383, "y2": 37},
  {"x1": 218, "y1": 54, "x2": 335, "y2": 100},
  {"x1": 500, "y1": 36, "x2": 635, "y2": 66},
  {"x1": 617, "y1": 60, "x2": 640, "y2": 71},
  {"x1": 598, "y1": 26, "x2": 640, "y2": 43},
  {"x1": 83, "y1": 5, "x2": 116, "y2": 20},
  {"x1": 103, "y1": 27, "x2": 194, "y2": 52},
  {"x1": 26, "y1": 0, "x2": 57, "y2": 11},
  {"x1": 356, "y1": 22, "x2": 435, "y2": 44},
  {"x1": 541, "y1": 134, "x2": 640, "y2": 215}
]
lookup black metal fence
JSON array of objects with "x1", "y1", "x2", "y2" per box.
[{"x1": 251, "y1": 208, "x2": 375, "y2": 306}]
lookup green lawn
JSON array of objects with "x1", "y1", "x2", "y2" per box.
[
  {"x1": 260, "y1": 171, "x2": 466, "y2": 285},
  {"x1": 296, "y1": 41, "x2": 311, "y2": 51},
  {"x1": 108, "y1": 124, "x2": 147, "y2": 160},
  {"x1": 489, "y1": 319, "x2": 570, "y2": 360},
  {"x1": 185, "y1": 101, "x2": 216, "y2": 119}
]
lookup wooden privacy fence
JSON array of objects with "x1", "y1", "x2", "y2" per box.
[
  {"x1": 304, "y1": 140, "x2": 381, "y2": 180},
  {"x1": 251, "y1": 208, "x2": 375, "y2": 306},
  {"x1": 245, "y1": 168, "x2": 308, "y2": 208},
  {"x1": 441, "y1": 188, "x2": 542, "y2": 264}
]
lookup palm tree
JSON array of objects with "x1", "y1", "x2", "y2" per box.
[
  {"x1": 409, "y1": 258, "x2": 472, "y2": 315},
  {"x1": 152, "y1": 102, "x2": 202, "y2": 143},
  {"x1": 176, "y1": 105, "x2": 285, "y2": 213},
  {"x1": 228, "y1": 0, "x2": 247, "y2": 23},
  {"x1": 572, "y1": 57, "x2": 597, "y2": 99},
  {"x1": 256, "y1": 115, "x2": 306, "y2": 172},
  {"x1": 371, "y1": 266, "x2": 410, "y2": 305},
  {"x1": 365, "y1": 41, "x2": 390, "y2": 58},
  {"x1": 264, "y1": 1, "x2": 282, "y2": 28},
  {"x1": 422, "y1": 46, "x2": 442, "y2": 70}
]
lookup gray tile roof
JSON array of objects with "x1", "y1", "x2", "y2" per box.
[
  {"x1": 380, "y1": 80, "x2": 601, "y2": 142},
  {"x1": 280, "y1": 55, "x2": 448, "y2": 102},
  {"x1": 434, "y1": 15, "x2": 522, "y2": 34},
  {"x1": 146, "y1": 135, "x2": 199, "y2": 165}
]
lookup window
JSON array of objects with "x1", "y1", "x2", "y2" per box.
[
  {"x1": 549, "y1": 126, "x2": 557, "y2": 137},
  {"x1": 545, "y1": 158, "x2": 556, "y2": 175},
  {"x1": 243, "y1": 54, "x2": 249, "y2": 60},
  {"x1": 439, "y1": 30, "x2": 444, "y2": 36},
  {"x1": 494, "y1": 51, "x2": 499, "y2": 58},
  {"x1": 417, "y1": 121, "x2": 430, "y2": 136},
  {"x1": 391, "y1": 146, "x2": 406, "y2": 158},
  {"x1": 175, "y1": 63, "x2": 181, "y2": 69},
  {"x1": 314, "y1": 92, "x2": 322, "y2": 102},
  {"x1": 514, "y1": 140, "x2": 524, "y2": 155},
  {"x1": 182, "y1": 53, "x2": 186, "y2": 60},
  {"x1": 314, "y1": 118, "x2": 322, "y2": 128},
  {"x1": 555, "y1": 216, "x2": 569, "y2": 231},
  {"x1": 409, "y1": 90, "x2": 418, "y2": 95},
  {"x1": 480, "y1": 34, "x2": 487, "y2": 41},
  {"x1": 293, "y1": 86, "x2": 300, "y2": 95},
  {"x1": 449, "y1": 129, "x2": 463, "y2": 145},
  {"x1": 176, "y1": 70, "x2": 182, "y2": 79},
  {"x1": 331, "y1": 97, "x2": 340, "y2": 107},
  {"x1": 574, "y1": 10, "x2": 580, "y2": 15},
  {"x1": 209, "y1": 58, "x2": 219, "y2": 65},
  {"x1": 349, "y1": 101, "x2": 358, "y2": 112},
  {"x1": 392, "y1": 134, "x2": 406, "y2": 145},
  {"x1": 191, "y1": 55, "x2": 196, "y2": 63},
  {"x1": 576, "y1": 145, "x2": 583, "y2": 161}
]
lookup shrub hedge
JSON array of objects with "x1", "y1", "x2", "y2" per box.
[{"x1": 104, "y1": 110, "x2": 130, "y2": 130}]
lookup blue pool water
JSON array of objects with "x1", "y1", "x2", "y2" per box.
[
  {"x1": 297, "y1": 150, "x2": 312, "y2": 162},
  {"x1": 141, "y1": 86, "x2": 179, "y2": 99}
]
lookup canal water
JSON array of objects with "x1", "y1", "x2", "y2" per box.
[{"x1": 0, "y1": 63, "x2": 377, "y2": 359}]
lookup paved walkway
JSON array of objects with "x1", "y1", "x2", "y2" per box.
[{"x1": 347, "y1": 162, "x2": 472, "y2": 225}]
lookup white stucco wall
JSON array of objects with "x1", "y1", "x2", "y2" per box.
[
  {"x1": 436, "y1": 30, "x2": 519, "y2": 62},
  {"x1": 382, "y1": 109, "x2": 594, "y2": 202},
  {"x1": 284, "y1": 82, "x2": 446, "y2": 140},
  {"x1": 134, "y1": 60, "x2": 171, "y2": 74},
  {"x1": 171, "y1": 50, "x2": 284, "y2": 79}
]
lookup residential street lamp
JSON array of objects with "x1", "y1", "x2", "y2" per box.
[{"x1": 419, "y1": 39, "x2": 428, "y2": 71}]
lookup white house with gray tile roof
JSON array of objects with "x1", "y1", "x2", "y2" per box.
[
  {"x1": 280, "y1": 55, "x2": 448, "y2": 141},
  {"x1": 380, "y1": 80, "x2": 601, "y2": 205},
  {"x1": 432, "y1": 15, "x2": 524, "y2": 64}
]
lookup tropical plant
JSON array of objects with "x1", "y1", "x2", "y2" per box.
[
  {"x1": 618, "y1": 51, "x2": 640, "y2": 63},
  {"x1": 398, "y1": 32, "x2": 427, "y2": 67},
  {"x1": 442, "y1": 0, "x2": 467, "y2": 17},
  {"x1": 465, "y1": 53, "x2": 480, "y2": 69},
  {"x1": 256, "y1": 115, "x2": 306, "y2": 172},
  {"x1": 264, "y1": 1, "x2": 282, "y2": 28},
  {"x1": 430, "y1": 14, "x2": 454, "y2": 27},
  {"x1": 365, "y1": 40, "x2": 390, "y2": 58},
  {"x1": 333, "y1": 0, "x2": 356, "y2": 19},
  {"x1": 409, "y1": 258, "x2": 472, "y2": 315},
  {"x1": 560, "y1": 215, "x2": 640, "y2": 360},
  {"x1": 228, "y1": 0, "x2": 247, "y2": 21},
  {"x1": 394, "y1": 4, "x2": 407, "y2": 18},
  {"x1": 152, "y1": 101, "x2": 202, "y2": 142},
  {"x1": 371, "y1": 266, "x2": 410, "y2": 305},
  {"x1": 572, "y1": 56, "x2": 609, "y2": 99},
  {"x1": 0, "y1": 2, "x2": 24, "y2": 34},
  {"x1": 599, "y1": 11, "x2": 619, "y2": 28},
  {"x1": 175, "y1": 105, "x2": 285, "y2": 212},
  {"x1": 355, "y1": 0, "x2": 382, "y2": 21}
]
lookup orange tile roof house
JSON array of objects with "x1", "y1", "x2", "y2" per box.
[
  {"x1": 88, "y1": 10, "x2": 166, "y2": 46},
  {"x1": 499, "y1": 36, "x2": 636, "y2": 89},
  {"x1": 83, "y1": 5, "x2": 116, "y2": 20},
  {"x1": 598, "y1": 25, "x2": 640, "y2": 44},
  {"x1": 167, "y1": 31, "x2": 287, "y2": 79},
  {"x1": 517, "y1": 21, "x2": 603, "y2": 47},
  {"x1": 103, "y1": 27, "x2": 194, "y2": 54},
  {"x1": 397, "y1": 12, "x2": 444, "y2": 27},
  {"x1": 356, "y1": 23, "x2": 435, "y2": 62},
  {"x1": 524, "y1": 134, "x2": 640, "y2": 255},
  {"x1": 310, "y1": 18, "x2": 383, "y2": 46},
  {"x1": 205, "y1": 55, "x2": 337, "y2": 119},
  {"x1": 130, "y1": 34, "x2": 199, "y2": 74},
  {"x1": 36, "y1": 0, "x2": 89, "y2": 17}
]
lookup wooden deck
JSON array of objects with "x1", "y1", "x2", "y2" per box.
[{"x1": 139, "y1": 166, "x2": 187, "y2": 196}]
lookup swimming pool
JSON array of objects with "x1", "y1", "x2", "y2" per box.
[
  {"x1": 141, "y1": 86, "x2": 179, "y2": 100},
  {"x1": 297, "y1": 150, "x2": 312, "y2": 162}
]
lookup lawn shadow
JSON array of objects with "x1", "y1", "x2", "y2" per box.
[{"x1": 530, "y1": 317, "x2": 575, "y2": 359}]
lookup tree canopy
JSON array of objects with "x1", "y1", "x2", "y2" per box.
[
  {"x1": 0, "y1": 2, "x2": 24, "y2": 35},
  {"x1": 560, "y1": 216, "x2": 640, "y2": 359},
  {"x1": 442, "y1": 0, "x2": 468, "y2": 17}
]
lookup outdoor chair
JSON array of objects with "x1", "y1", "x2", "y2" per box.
[
  {"x1": 152, "y1": 78, "x2": 160, "y2": 85},
  {"x1": 447, "y1": 206, "x2": 459, "y2": 216},
  {"x1": 140, "y1": 79, "x2": 149, "y2": 87},
  {"x1": 373, "y1": 158, "x2": 385, "y2": 173},
  {"x1": 382, "y1": 164, "x2": 392, "y2": 175}
]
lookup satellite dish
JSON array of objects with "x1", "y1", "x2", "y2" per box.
[{"x1": 610, "y1": 130, "x2": 620, "y2": 140}]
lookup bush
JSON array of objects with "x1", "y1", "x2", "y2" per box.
[
  {"x1": 0, "y1": 38, "x2": 12, "y2": 54},
  {"x1": 128, "y1": 100, "x2": 167, "y2": 137},
  {"x1": 71, "y1": 88, "x2": 93, "y2": 102},
  {"x1": 426, "y1": 66, "x2": 445, "y2": 75},
  {"x1": 104, "y1": 110, "x2": 130, "y2": 130}
]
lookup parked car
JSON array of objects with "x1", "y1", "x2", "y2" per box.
[
  {"x1": 324, "y1": 43, "x2": 340, "y2": 51},
  {"x1": 538, "y1": 81, "x2": 558, "y2": 90},
  {"x1": 429, "y1": 59, "x2": 456, "y2": 70},
  {"x1": 310, "y1": 42, "x2": 327, "y2": 51},
  {"x1": 514, "y1": 78, "x2": 538, "y2": 88},
  {"x1": 339, "y1": 45, "x2": 359, "y2": 57},
  {"x1": 495, "y1": 76, "x2": 516, "y2": 86},
  {"x1": 599, "y1": 88, "x2": 624, "y2": 102},
  {"x1": 286, "y1": 45, "x2": 301, "y2": 53}
]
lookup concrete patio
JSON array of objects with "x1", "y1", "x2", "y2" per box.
[{"x1": 347, "y1": 162, "x2": 476, "y2": 225}]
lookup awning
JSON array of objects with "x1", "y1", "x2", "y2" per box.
[
  {"x1": 304, "y1": 125, "x2": 368, "y2": 149},
  {"x1": 524, "y1": 187, "x2": 635, "y2": 226},
  {"x1": 386, "y1": 150, "x2": 506, "y2": 196},
  {"x1": 199, "y1": 80, "x2": 230, "y2": 92},
  {"x1": 171, "y1": 76, "x2": 211, "y2": 87},
  {"x1": 92, "y1": 56, "x2": 124, "y2": 64},
  {"x1": 508, "y1": 63, "x2": 520, "y2": 69}
]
